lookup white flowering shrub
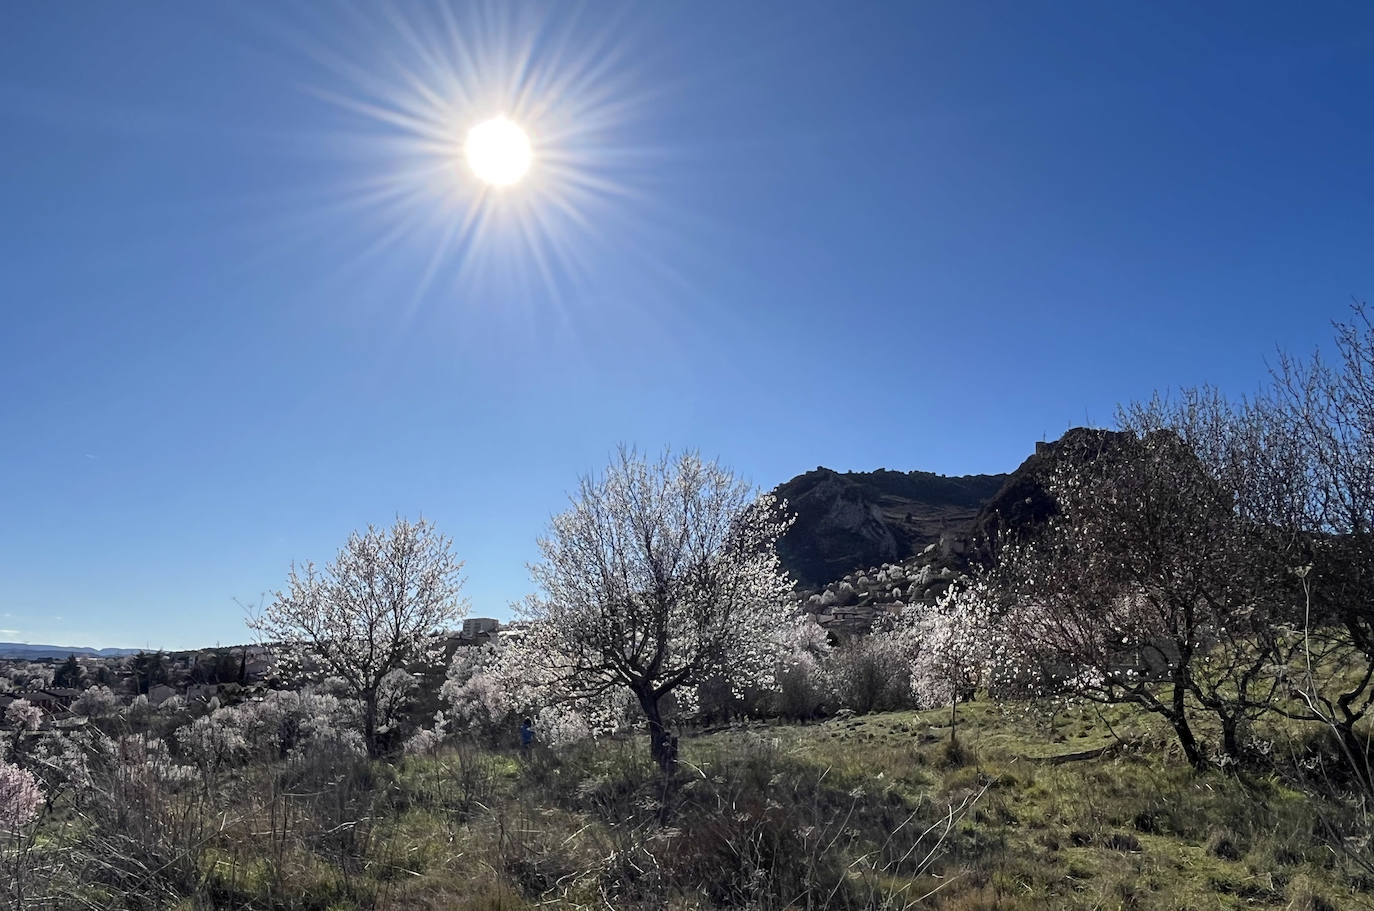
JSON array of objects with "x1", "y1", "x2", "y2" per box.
[
  {"x1": 5, "y1": 699, "x2": 41, "y2": 733},
  {"x1": 532, "y1": 705, "x2": 594, "y2": 748},
  {"x1": 879, "y1": 581, "x2": 1005, "y2": 740},
  {"x1": 773, "y1": 619, "x2": 832, "y2": 719},
  {"x1": 441, "y1": 644, "x2": 518, "y2": 739},
  {"x1": 441, "y1": 638, "x2": 631, "y2": 746},
  {"x1": 18, "y1": 665, "x2": 54, "y2": 689},
  {"x1": 175, "y1": 710, "x2": 248, "y2": 781},
  {"x1": 402, "y1": 726, "x2": 445, "y2": 756},
  {"x1": 72, "y1": 685, "x2": 120, "y2": 718},
  {"x1": 825, "y1": 631, "x2": 915, "y2": 715},
  {"x1": 118, "y1": 734, "x2": 197, "y2": 788},
  {"x1": 294, "y1": 713, "x2": 367, "y2": 762},
  {"x1": 234, "y1": 690, "x2": 355, "y2": 760},
  {"x1": 0, "y1": 761, "x2": 43, "y2": 832}
]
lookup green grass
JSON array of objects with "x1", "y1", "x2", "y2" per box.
[{"x1": 22, "y1": 700, "x2": 1374, "y2": 909}]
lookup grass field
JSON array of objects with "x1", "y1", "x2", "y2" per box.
[{"x1": 92, "y1": 698, "x2": 1368, "y2": 910}]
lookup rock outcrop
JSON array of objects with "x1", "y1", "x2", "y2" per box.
[
  {"x1": 797, "y1": 546, "x2": 968, "y2": 637},
  {"x1": 781, "y1": 428, "x2": 1139, "y2": 633},
  {"x1": 773, "y1": 467, "x2": 1006, "y2": 588}
]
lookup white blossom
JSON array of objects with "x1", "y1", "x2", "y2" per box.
[
  {"x1": 247, "y1": 516, "x2": 467, "y2": 753},
  {"x1": 5, "y1": 699, "x2": 41, "y2": 732}
]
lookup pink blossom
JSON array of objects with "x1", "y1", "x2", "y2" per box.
[{"x1": 0, "y1": 761, "x2": 43, "y2": 831}]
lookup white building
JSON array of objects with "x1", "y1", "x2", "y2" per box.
[{"x1": 462, "y1": 617, "x2": 499, "y2": 638}]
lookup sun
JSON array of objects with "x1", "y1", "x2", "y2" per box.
[
  {"x1": 279, "y1": 1, "x2": 662, "y2": 306},
  {"x1": 464, "y1": 116, "x2": 532, "y2": 187}
]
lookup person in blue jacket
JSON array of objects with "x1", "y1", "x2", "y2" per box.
[{"x1": 519, "y1": 716, "x2": 535, "y2": 754}]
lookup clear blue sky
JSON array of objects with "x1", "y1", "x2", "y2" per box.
[{"x1": 2, "y1": 2, "x2": 1371, "y2": 649}]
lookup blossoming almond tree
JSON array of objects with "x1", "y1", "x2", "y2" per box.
[
  {"x1": 893, "y1": 581, "x2": 1000, "y2": 743},
  {"x1": 1268, "y1": 305, "x2": 1374, "y2": 787},
  {"x1": 520, "y1": 447, "x2": 796, "y2": 769},
  {"x1": 248, "y1": 516, "x2": 467, "y2": 754},
  {"x1": 996, "y1": 405, "x2": 1292, "y2": 769}
]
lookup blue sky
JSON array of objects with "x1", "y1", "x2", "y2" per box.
[{"x1": 2, "y1": 2, "x2": 1371, "y2": 649}]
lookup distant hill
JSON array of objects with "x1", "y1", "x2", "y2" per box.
[
  {"x1": 773, "y1": 428, "x2": 1140, "y2": 592},
  {"x1": 773, "y1": 467, "x2": 1008, "y2": 588},
  {"x1": 0, "y1": 643, "x2": 143, "y2": 660}
]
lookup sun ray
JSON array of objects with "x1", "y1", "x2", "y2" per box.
[{"x1": 228, "y1": 0, "x2": 704, "y2": 347}]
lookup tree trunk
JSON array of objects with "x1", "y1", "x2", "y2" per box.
[
  {"x1": 1169, "y1": 683, "x2": 1206, "y2": 770},
  {"x1": 1220, "y1": 717, "x2": 1242, "y2": 767},
  {"x1": 363, "y1": 693, "x2": 379, "y2": 757},
  {"x1": 1173, "y1": 715, "x2": 1206, "y2": 770},
  {"x1": 1334, "y1": 719, "x2": 1374, "y2": 795},
  {"x1": 636, "y1": 687, "x2": 674, "y2": 772}
]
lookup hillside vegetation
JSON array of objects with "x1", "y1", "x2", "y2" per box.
[{"x1": 7, "y1": 699, "x2": 1366, "y2": 910}]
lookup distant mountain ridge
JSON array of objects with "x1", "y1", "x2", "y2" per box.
[
  {"x1": 773, "y1": 466, "x2": 1009, "y2": 588},
  {"x1": 0, "y1": 643, "x2": 143, "y2": 660}
]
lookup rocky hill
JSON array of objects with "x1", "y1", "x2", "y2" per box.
[
  {"x1": 778, "y1": 429, "x2": 1136, "y2": 633},
  {"x1": 773, "y1": 467, "x2": 1007, "y2": 589},
  {"x1": 798, "y1": 547, "x2": 968, "y2": 637}
]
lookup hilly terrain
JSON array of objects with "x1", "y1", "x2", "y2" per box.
[
  {"x1": 967, "y1": 426, "x2": 1139, "y2": 561},
  {"x1": 773, "y1": 467, "x2": 1007, "y2": 588},
  {"x1": 0, "y1": 642, "x2": 143, "y2": 660},
  {"x1": 773, "y1": 427, "x2": 1145, "y2": 593},
  {"x1": 774, "y1": 429, "x2": 1146, "y2": 634}
]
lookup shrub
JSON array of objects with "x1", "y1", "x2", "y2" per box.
[
  {"x1": 72, "y1": 685, "x2": 120, "y2": 718},
  {"x1": 0, "y1": 761, "x2": 42, "y2": 831},
  {"x1": 1205, "y1": 826, "x2": 1244, "y2": 861},
  {"x1": 827, "y1": 635, "x2": 915, "y2": 714},
  {"x1": 4, "y1": 699, "x2": 41, "y2": 732}
]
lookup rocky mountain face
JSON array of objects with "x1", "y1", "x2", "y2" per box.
[
  {"x1": 779, "y1": 428, "x2": 1132, "y2": 633},
  {"x1": 773, "y1": 468, "x2": 1008, "y2": 589}
]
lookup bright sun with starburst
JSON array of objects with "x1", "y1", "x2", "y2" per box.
[
  {"x1": 262, "y1": 2, "x2": 676, "y2": 311},
  {"x1": 464, "y1": 116, "x2": 532, "y2": 187}
]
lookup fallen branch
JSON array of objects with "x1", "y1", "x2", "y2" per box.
[{"x1": 1045, "y1": 739, "x2": 1140, "y2": 765}]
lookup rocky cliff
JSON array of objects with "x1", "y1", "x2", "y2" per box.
[
  {"x1": 778, "y1": 428, "x2": 1132, "y2": 633},
  {"x1": 773, "y1": 467, "x2": 1007, "y2": 589}
]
